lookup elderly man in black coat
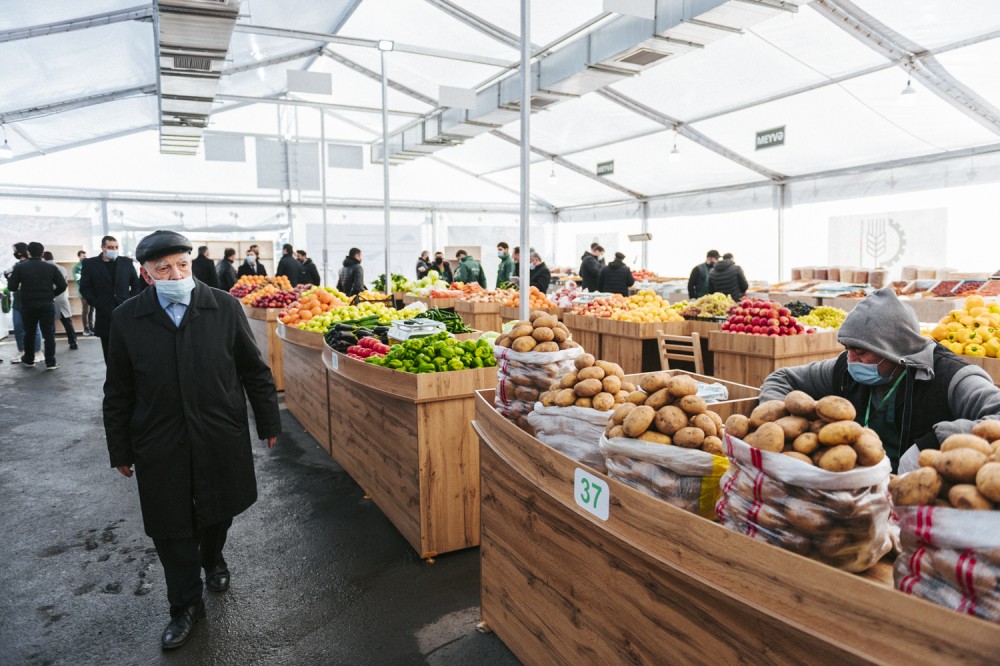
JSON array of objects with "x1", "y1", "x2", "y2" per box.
[{"x1": 103, "y1": 230, "x2": 281, "y2": 650}]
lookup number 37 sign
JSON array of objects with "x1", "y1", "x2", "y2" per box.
[{"x1": 574, "y1": 468, "x2": 610, "y2": 521}]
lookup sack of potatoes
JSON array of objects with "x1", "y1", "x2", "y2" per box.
[
  {"x1": 535, "y1": 354, "x2": 629, "y2": 412},
  {"x1": 494, "y1": 316, "x2": 585, "y2": 433},
  {"x1": 597, "y1": 371, "x2": 732, "y2": 520},
  {"x1": 715, "y1": 392, "x2": 893, "y2": 572}
]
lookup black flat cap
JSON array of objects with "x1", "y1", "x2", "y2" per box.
[{"x1": 135, "y1": 230, "x2": 193, "y2": 263}]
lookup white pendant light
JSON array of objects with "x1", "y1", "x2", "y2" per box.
[
  {"x1": 0, "y1": 124, "x2": 13, "y2": 160},
  {"x1": 900, "y1": 77, "x2": 917, "y2": 107},
  {"x1": 668, "y1": 131, "x2": 681, "y2": 164},
  {"x1": 549, "y1": 158, "x2": 557, "y2": 180}
]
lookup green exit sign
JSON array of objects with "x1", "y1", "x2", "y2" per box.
[
  {"x1": 755, "y1": 126, "x2": 785, "y2": 150},
  {"x1": 596, "y1": 160, "x2": 614, "y2": 176}
]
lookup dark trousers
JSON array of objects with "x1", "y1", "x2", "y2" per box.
[
  {"x1": 58, "y1": 315, "x2": 77, "y2": 345},
  {"x1": 153, "y1": 518, "x2": 232, "y2": 613},
  {"x1": 99, "y1": 334, "x2": 109, "y2": 362},
  {"x1": 21, "y1": 301, "x2": 57, "y2": 366},
  {"x1": 81, "y1": 298, "x2": 94, "y2": 333}
]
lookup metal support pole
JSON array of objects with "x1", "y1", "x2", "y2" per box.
[
  {"x1": 320, "y1": 109, "x2": 329, "y2": 286},
  {"x1": 641, "y1": 200, "x2": 649, "y2": 270},
  {"x1": 100, "y1": 198, "x2": 109, "y2": 237},
  {"x1": 776, "y1": 183, "x2": 786, "y2": 281},
  {"x1": 380, "y1": 47, "x2": 392, "y2": 296},
  {"x1": 517, "y1": 0, "x2": 531, "y2": 323}
]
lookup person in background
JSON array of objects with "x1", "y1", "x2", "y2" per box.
[
  {"x1": 598, "y1": 251, "x2": 635, "y2": 296},
  {"x1": 337, "y1": 247, "x2": 365, "y2": 297},
  {"x1": 216, "y1": 248, "x2": 238, "y2": 293},
  {"x1": 5, "y1": 242, "x2": 41, "y2": 363},
  {"x1": 708, "y1": 252, "x2": 749, "y2": 300},
  {"x1": 454, "y1": 249, "x2": 487, "y2": 288},
  {"x1": 7, "y1": 242, "x2": 66, "y2": 369},
  {"x1": 103, "y1": 230, "x2": 280, "y2": 650},
  {"x1": 275, "y1": 243, "x2": 301, "y2": 286},
  {"x1": 42, "y1": 251, "x2": 78, "y2": 350},
  {"x1": 528, "y1": 251, "x2": 552, "y2": 294},
  {"x1": 78, "y1": 235, "x2": 140, "y2": 362},
  {"x1": 296, "y1": 250, "x2": 321, "y2": 286},
  {"x1": 496, "y1": 242, "x2": 514, "y2": 287},
  {"x1": 237, "y1": 249, "x2": 266, "y2": 278},
  {"x1": 431, "y1": 251, "x2": 453, "y2": 284},
  {"x1": 579, "y1": 244, "x2": 603, "y2": 292},
  {"x1": 415, "y1": 251, "x2": 431, "y2": 281},
  {"x1": 192, "y1": 246, "x2": 220, "y2": 289},
  {"x1": 688, "y1": 249, "x2": 720, "y2": 299},
  {"x1": 73, "y1": 249, "x2": 95, "y2": 336},
  {"x1": 760, "y1": 289, "x2": 1000, "y2": 472}
]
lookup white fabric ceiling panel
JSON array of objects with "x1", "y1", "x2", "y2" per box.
[
  {"x1": 0, "y1": 0, "x2": 142, "y2": 29},
  {"x1": 851, "y1": 0, "x2": 1000, "y2": 50},
  {"x1": 340, "y1": 0, "x2": 519, "y2": 62},
  {"x1": 15, "y1": 96, "x2": 158, "y2": 152},
  {"x1": 227, "y1": 33, "x2": 322, "y2": 67},
  {"x1": 237, "y1": 0, "x2": 359, "y2": 34},
  {"x1": 218, "y1": 61, "x2": 291, "y2": 99},
  {"x1": 488, "y1": 161, "x2": 631, "y2": 208},
  {"x1": 209, "y1": 102, "x2": 279, "y2": 135},
  {"x1": 501, "y1": 95, "x2": 663, "y2": 157},
  {"x1": 565, "y1": 130, "x2": 765, "y2": 196},
  {"x1": 305, "y1": 57, "x2": 434, "y2": 113},
  {"x1": 935, "y1": 38, "x2": 1000, "y2": 113},
  {"x1": 326, "y1": 109, "x2": 410, "y2": 136},
  {"x1": 432, "y1": 133, "x2": 533, "y2": 176},
  {"x1": 447, "y1": 0, "x2": 606, "y2": 47},
  {"x1": 0, "y1": 21, "x2": 154, "y2": 114}
]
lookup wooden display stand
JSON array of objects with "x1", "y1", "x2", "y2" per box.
[
  {"x1": 242, "y1": 305, "x2": 284, "y2": 391},
  {"x1": 48, "y1": 245, "x2": 86, "y2": 333},
  {"x1": 708, "y1": 330, "x2": 843, "y2": 387},
  {"x1": 499, "y1": 305, "x2": 562, "y2": 324},
  {"x1": 322, "y1": 349, "x2": 496, "y2": 558},
  {"x1": 473, "y1": 391, "x2": 1000, "y2": 665},
  {"x1": 561, "y1": 313, "x2": 604, "y2": 357},
  {"x1": 276, "y1": 324, "x2": 330, "y2": 452},
  {"x1": 963, "y1": 355, "x2": 1000, "y2": 386},
  {"x1": 454, "y1": 300, "x2": 502, "y2": 333},
  {"x1": 899, "y1": 297, "x2": 965, "y2": 323},
  {"x1": 596, "y1": 319, "x2": 687, "y2": 374},
  {"x1": 402, "y1": 294, "x2": 462, "y2": 310}
]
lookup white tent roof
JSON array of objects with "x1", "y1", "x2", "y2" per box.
[{"x1": 2, "y1": 0, "x2": 1000, "y2": 211}]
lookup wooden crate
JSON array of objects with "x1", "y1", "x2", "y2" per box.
[
  {"x1": 560, "y1": 313, "x2": 604, "y2": 358},
  {"x1": 402, "y1": 294, "x2": 463, "y2": 309},
  {"x1": 962, "y1": 354, "x2": 1000, "y2": 386},
  {"x1": 322, "y1": 349, "x2": 497, "y2": 558},
  {"x1": 596, "y1": 319, "x2": 687, "y2": 374},
  {"x1": 899, "y1": 297, "x2": 965, "y2": 324},
  {"x1": 708, "y1": 330, "x2": 843, "y2": 387},
  {"x1": 499, "y1": 305, "x2": 562, "y2": 324},
  {"x1": 242, "y1": 305, "x2": 283, "y2": 390},
  {"x1": 473, "y1": 391, "x2": 1000, "y2": 665},
  {"x1": 454, "y1": 300, "x2": 502, "y2": 333},
  {"x1": 277, "y1": 324, "x2": 330, "y2": 452}
]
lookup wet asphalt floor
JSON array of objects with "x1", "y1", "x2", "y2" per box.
[{"x1": 0, "y1": 336, "x2": 520, "y2": 665}]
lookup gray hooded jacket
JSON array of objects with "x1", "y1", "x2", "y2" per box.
[{"x1": 760, "y1": 288, "x2": 1000, "y2": 470}]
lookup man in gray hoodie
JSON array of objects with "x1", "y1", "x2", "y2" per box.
[{"x1": 760, "y1": 288, "x2": 1000, "y2": 472}]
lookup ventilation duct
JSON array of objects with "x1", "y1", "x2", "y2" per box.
[{"x1": 157, "y1": 0, "x2": 242, "y2": 155}]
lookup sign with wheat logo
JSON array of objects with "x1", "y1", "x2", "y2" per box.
[{"x1": 862, "y1": 217, "x2": 905, "y2": 268}]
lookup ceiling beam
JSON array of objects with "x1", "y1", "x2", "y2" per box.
[
  {"x1": 0, "y1": 85, "x2": 157, "y2": 123},
  {"x1": 597, "y1": 88, "x2": 786, "y2": 181},
  {"x1": 223, "y1": 46, "x2": 324, "y2": 75},
  {"x1": 0, "y1": 124, "x2": 158, "y2": 165},
  {"x1": 422, "y1": 0, "x2": 525, "y2": 51},
  {"x1": 491, "y1": 130, "x2": 647, "y2": 200},
  {"x1": 232, "y1": 24, "x2": 510, "y2": 67},
  {"x1": 321, "y1": 48, "x2": 438, "y2": 107},
  {"x1": 215, "y1": 94, "x2": 424, "y2": 118},
  {"x1": 0, "y1": 4, "x2": 154, "y2": 43},
  {"x1": 812, "y1": 0, "x2": 1000, "y2": 137}
]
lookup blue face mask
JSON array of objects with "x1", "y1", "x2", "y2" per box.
[
  {"x1": 155, "y1": 275, "x2": 195, "y2": 303},
  {"x1": 848, "y1": 360, "x2": 890, "y2": 385},
  {"x1": 105, "y1": 250, "x2": 119, "y2": 260},
  {"x1": 497, "y1": 250, "x2": 506, "y2": 258}
]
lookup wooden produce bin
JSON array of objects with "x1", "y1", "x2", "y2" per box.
[
  {"x1": 899, "y1": 297, "x2": 965, "y2": 323},
  {"x1": 597, "y1": 318, "x2": 687, "y2": 374},
  {"x1": 499, "y1": 305, "x2": 562, "y2": 324},
  {"x1": 402, "y1": 294, "x2": 463, "y2": 310},
  {"x1": 963, "y1": 354, "x2": 1000, "y2": 386},
  {"x1": 708, "y1": 330, "x2": 843, "y2": 387},
  {"x1": 276, "y1": 324, "x2": 330, "y2": 452},
  {"x1": 242, "y1": 305, "x2": 284, "y2": 391},
  {"x1": 561, "y1": 313, "x2": 604, "y2": 357},
  {"x1": 473, "y1": 392, "x2": 1000, "y2": 665},
  {"x1": 322, "y1": 349, "x2": 496, "y2": 558},
  {"x1": 454, "y1": 300, "x2": 502, "y2": 333},
  {"x1": 769, "y1": 292, "x2": 819, "y2": 307}
]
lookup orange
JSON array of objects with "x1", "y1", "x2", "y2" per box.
[{"x1": 300, "y1": 310, "x2": 313, "y2": 321}]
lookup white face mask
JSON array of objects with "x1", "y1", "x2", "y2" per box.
[
  {"x1": 246, "y1": 255, "x2": 256, "y2": 264},
  {"x1": 154, "y1": 275, "x2": 195, "y2": 303},
  {"x1": 105, "y1": 250, "x2": 119, "y2": 260}
]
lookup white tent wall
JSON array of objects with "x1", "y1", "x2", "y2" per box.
[
  {"x1": 437, "y1": 211, "x2": 555, "y2": 287},
  {"x1": 551, "y1": 218, "x2": 644, "y2": 273}
]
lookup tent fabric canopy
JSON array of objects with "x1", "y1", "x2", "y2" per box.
[{"x1": 2, "y1": 0, "x2": 1000, "y2": 212}]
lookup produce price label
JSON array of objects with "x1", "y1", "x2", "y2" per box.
[
  {"x1": 574, "y1": 468, "x2": 609, "y2": 521},
  {"x1": 329, "y1": 352, "x2": 339, "y2": 371}
]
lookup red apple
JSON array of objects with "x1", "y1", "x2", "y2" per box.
[
  {"x1": 752, "y1": 326, "x2": 762, "y2": 335},
  {"x1": 779, "y1": 307, "x2": 790, "y2": 317},
  {"x1": 767, "y1": 318, "x2": 779, "y2": 327}
]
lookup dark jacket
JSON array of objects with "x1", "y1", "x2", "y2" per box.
[
  {"x1": 78, "y1": 256, "x2": 140, "y2": 337},
  {"x1": 416, "y1": 257, "x2": 431, "y2": 281},
  {"x1": 217, "y1": 258, "x2": 238, "y2": 293},
  {"x1": 337, "y1": 256, "x2": 365, "y2": 296},
  {"x1": 237, "y1": 258, "x2": 267, "y2": 278},
  {"x1": 103, "y1": 281, "x2": 280, "y2": 539},
  {"x1": 300, "y1": 258, "x2": 321, "y2": 286},
  {"x1": 276, "y1": 253, "x2": 302, "y2": 285},
  {"x1": 708, "y1": 259, "x2": 749, "y2": 300},
  {"x1": 598, "y1": 260, "x2": 635, "y2": 296},
  {"x1": 431, "y1": 260, "x2": 452, "y2": 284},
  {"x1": 579, "y1": 252, "x2": 602, "y2": 292},
  {"x1": 529, "y1": 262, "x2": 552, "y2": 294},
  {"x1": 192, "y1": 254, "x2": 220, "y2": 289},
  {"x1": 455, "y1": 256, "x2": 487, "y2": 288},
  {"x1": 688, "y1": 262, "x2": 713, "y2": 299},
  {"x1": 7, "y1": 257, "x2": 67, "y2": 303}
]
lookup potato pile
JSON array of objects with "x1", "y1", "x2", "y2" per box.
[
  {"x1": 890, "y1": 420, "x2": 1000, "y2": 510},
  {"x1": 601, "y1": 372, "x2": 725, "y2": 456},
  {"x1": 724, "y1": 391, "x2": 886, "y2": 471},
  {"x1": 496, "y1": 311, "x2": 580, "y2": 353},
  {"x1": 539, "y1": 354, "x2": 630, "y2": 411}
]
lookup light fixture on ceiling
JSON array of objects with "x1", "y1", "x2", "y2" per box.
[
  {"x1": 549, "y1": 158, "x2": 557, "y2": 180},
  {"x1": 900, "y1": 74, "x2": 917, "y2": 107},
  {"x1": 377, "y1": 40, "x2": 395, "y2": 52},
  {"x1": 668, "y1": 131, "x2": 681, "y2": 164},
  {"x1": 0, "y1": 124, "x2": 13, "y2": 160}
]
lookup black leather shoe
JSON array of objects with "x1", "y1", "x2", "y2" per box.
[
  {"x1": 161, "y1": 598, "x2": 205, "y2": 650},
  {"x1": 205, "y1": 565, "x2": 230, "y2": 592}
]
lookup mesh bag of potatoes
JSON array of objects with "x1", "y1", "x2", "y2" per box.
[
  {"x1": 597, "y1": 372, "x2": 731, "y2": 519},
  {"x1": 715, "y1": 392, "x2": 892, "y2": 573},
  {"x1": 891, "y1": 421, "x2": 1000, "y2": 621},
  {"x1": 526, "y1": 354, "x2": 632, "y2": 472},
  {"x1": 494, "y1": 311, "x2": 583, "y2": 433}
]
